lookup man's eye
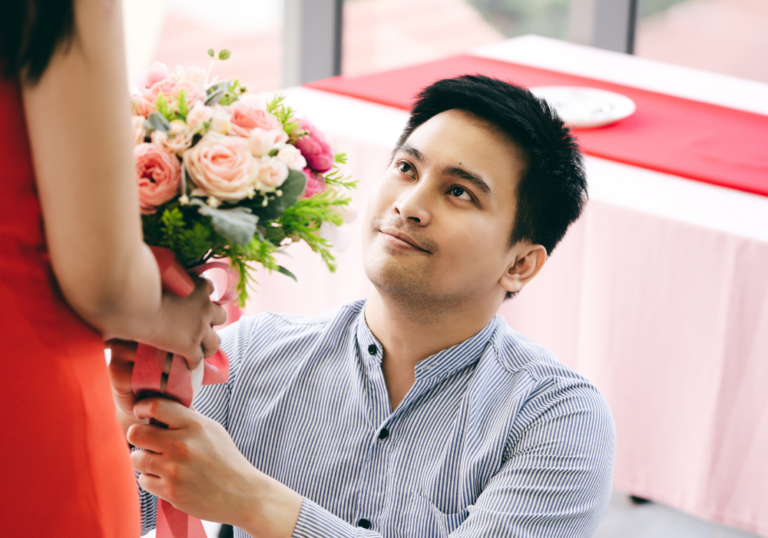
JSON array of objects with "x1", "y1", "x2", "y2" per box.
[
  {"x1": 450, "y1": 186, "x2": 472, "y2": 201},
  {"x1": 398, "y1": 161, "x2": 414, "y2": 176}
]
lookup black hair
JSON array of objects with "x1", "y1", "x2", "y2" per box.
[
  {"x1": 1, "y1": 0, "x2": 76, "y2": 84},
  {"x1": 396, "y1": 75, "x2": 588, "y2": 299}
]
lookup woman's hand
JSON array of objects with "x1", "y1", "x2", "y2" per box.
[{"x1": 145, "y1": 275, "x2": 228, "y2": 370}]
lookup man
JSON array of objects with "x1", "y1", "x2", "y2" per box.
[{"x1": 112, "y1": 75, "x2": 615, "y2": 537}]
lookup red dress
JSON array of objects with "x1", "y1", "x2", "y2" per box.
[{"x1": 0, "y1": 78, "x2": 140, "y2": 536}]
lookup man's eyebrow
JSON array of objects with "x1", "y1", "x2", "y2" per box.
[
  {"x1": 393, "y1": 143, "x2": 425, "y2": 163},
  {"x1": 442, "y1": 165, "x2": 492, "y2": 196}
]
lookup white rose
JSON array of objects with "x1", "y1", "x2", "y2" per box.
[
  {"x1": 131, "y1": 115, "x2": 146, "y2": 145},
  {"x1": 174, "y1": 65, "x2": 207, "y2": 87},
  {"x1": 210, "y1": 105, "x2": 232, "y2": 135},
  {"x1": 276, "y1": 145, "x2": 307, "y2": 170},
  {"x1": 186, "y1": 101, "x2": 213, "y2": 131},
  {"x1": 248, "y1": 128, "x2": 288, "y2": 157},
  {"x1": 152, "y1": 129, "x2": 193, "y2": 155},
  {"x1": 238, "y1": 92, "x2": 267, "y2": 112},
  {"x1": 256, "y1": 157, "x2": 289, "y2": 190}
]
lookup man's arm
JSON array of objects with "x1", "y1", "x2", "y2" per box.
[{"x1": 127, "y1": 372, "x2": 614, "y2": 538}]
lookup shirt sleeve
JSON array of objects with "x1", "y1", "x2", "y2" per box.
[
  {"x1": 292, "y1": 375, "x2": 615, "y2": 538},
  {"x1": 138, "y1": 316, "x2": 256, "y2": 535}
]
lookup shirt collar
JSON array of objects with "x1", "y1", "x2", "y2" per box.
[{"x1": 354, "y1": 303, "x2": 499, "y2": 381}]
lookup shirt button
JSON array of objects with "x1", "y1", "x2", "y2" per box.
[
  {"x1": 357, "y1": 518, "x2": 372, "y2": 529},
  {"x1": 378, "y1": 428, "x2": 389, "y2": 440},
  {"x1": 367, "y1": 344, "x2": 377, "y2": 355}
]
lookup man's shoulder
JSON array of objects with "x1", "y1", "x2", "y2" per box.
[{"x1": 488, "y1": 317, "x2": 607, "y2": 401}]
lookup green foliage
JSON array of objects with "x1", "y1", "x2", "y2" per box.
[
  {"x1": 267, "y1": 94, "x2": 300, "y2": 135},
  {"x1": 177, "y1": 88, "x2": 188, "y2": 119},
  {"x1": 154, "y1": 94, "x2": 174, "y2": 122},
  {"x1": 207, "y1": 48, "x2": 215, "y2": 58},
  {"x1": 219, "y1": 78, "x2": 248, "y2": 107},
  {"x1": 325, "y1": 154, "x2": 358, "y2": 190}
]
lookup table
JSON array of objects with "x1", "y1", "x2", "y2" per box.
[{"x1": 241, "y1": 36, "x2": 768, "y2": 536}]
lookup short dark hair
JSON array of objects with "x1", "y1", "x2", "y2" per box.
[
  {"x1": 396, "y1": 75, "x2": 588, "y2": 298},
  {"x1": 1, "y1": 0, "x2": 76, "y2": 84}
]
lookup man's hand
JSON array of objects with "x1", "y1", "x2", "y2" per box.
[
  {"x1": 128, "y1": 397, "x2": 303, "y2": 537},
  {"x1": 107, "y1": 340, "x2": 142, "y2": 438}
]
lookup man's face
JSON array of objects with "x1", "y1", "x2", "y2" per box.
[{"x1": 362, "y1": 109, "x2": 527, "y2": 309}]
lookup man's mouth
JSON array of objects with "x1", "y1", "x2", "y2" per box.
[{"x1": 379, "y1": 227, "x2": 431, "y2": 253}]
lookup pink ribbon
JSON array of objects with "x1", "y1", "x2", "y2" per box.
[{"x1": 131, "y1": 247, "x2": 239, "y2": 538}]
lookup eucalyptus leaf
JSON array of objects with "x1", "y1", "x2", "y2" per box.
[
  {"x1": 190, "y1": 200, "x2": 259, "y2": 246},
  {"x1": 144, "y1": 111, "x2": 171, "y2": 133},
  {"x1": 276, "y1": 265, "x2": 297, "y2": 282}
]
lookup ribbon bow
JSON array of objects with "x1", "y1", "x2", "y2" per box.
[{"x1": 131, "y1": 247, "x2": 239, "y2": 538}]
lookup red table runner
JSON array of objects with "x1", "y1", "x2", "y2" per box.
[{"x1": 306, "y1": 55, "x2": 768, "y2": 198}]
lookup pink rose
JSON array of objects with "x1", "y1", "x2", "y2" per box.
[
  {"x1": 293, "y1": 118, "x2": 334, "y2": 173},
  {"x1": 256, "y1": 158, "x2": 289, "y2": 190},
  {"x1": 132, "y1": 116, "x2": 146, "y2": 145},
  {"x1": 135, "y1": 61, "x2": 170, "y2": 90},
  {"x1": 186, "y1": 101, "x2": 214, "y2": 131},
  {"x1": 142, "y1": 79, "x2": 204, "y2": 108},
  {"x1": 134, "y1": 143, "x2": 181, "y2": 214},
  {"x1": 238, "y1": 93, "x2": 267, "y2": 111},
  {"x1": 277, "y1": 145, "x2": 306, "y2": 170},
  {"x1": 247, "y1": 128, "x2": 288, "y2": 157},
  {"x1": 131, "y1": 95, "x2": 156, "y2": 118},
  {"x1": 229, "y1": 102, "x2": 282, "y2": 136},
  {"x1": 183, "y1": 132, "x2": 258, "y2": 201},
  {"x1": 301, "y1": 167, "x2": 326, "y2": 198}
]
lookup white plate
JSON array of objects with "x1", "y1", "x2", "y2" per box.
[{"x1": 529, "y1": 86, "x2": 636, "y2": 129}]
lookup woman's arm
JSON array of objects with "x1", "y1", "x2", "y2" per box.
[{"x1": 21, "y1": 0, "x2": 222, "y2": 363}]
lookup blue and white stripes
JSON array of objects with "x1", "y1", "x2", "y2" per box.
[{"x1": 140, "y1": 300, "x2": 615, "y2": 537}]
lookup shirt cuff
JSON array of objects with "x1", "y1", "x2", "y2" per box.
[{"x1": 292, "y1": 498, "x2": 377, "y2": 538}]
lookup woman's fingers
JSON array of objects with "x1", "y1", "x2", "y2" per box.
[{"x1": 201, "y1": 327, "x2": 221, "y2": 360}]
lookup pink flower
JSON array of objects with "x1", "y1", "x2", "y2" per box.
[
  {"x1": 131, "y1": 95, "x2": 156, "y2": 118},
  {"x1": 183, "y1": 132, "x2": 258, "y2": 201},
  {"x1": 301, "y1": 167, "x2": 326, "y2": 198},
  {"x1": 132, "y1": 116, "x2": 146, "y2": 145},
  {"x1": 135, "y1": 61, "x2": 171, "y2": 90},
  {"x1": 134, "y1": 143, "x2": 181, "y2": 214},
  {"x1": 247, "y1": 128, "x2": 288, "y2": 157},
  {"x1": 229, "y1": 102, "x2": 282, "y2": 135},
  {"x1": 142, "y1": 80, "x2": 204, "y2": 108},
  {"x1": 293, "y1": 118, "x2": 334, "y2": 173},
  {"x1": 256, "y1": 158, "x2": 289, "y2": 190},
  {"x1": 277, "y1": 145, "x2": 306, "y2": 170}
]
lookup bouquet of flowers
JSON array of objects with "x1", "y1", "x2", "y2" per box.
[
  {"x1": 131, "y1": 49, "x2": 356, "y2": 306},
  {"x1": 128, "y1": 50, "x2": 355, "y2": 538}
]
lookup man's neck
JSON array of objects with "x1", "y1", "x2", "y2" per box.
[{"x1": 364, "y1": 288, "x2": 498, "y2": 410}]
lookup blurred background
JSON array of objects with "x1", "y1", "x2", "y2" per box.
[
  {"x1": 125, "y1": 0, "x2": 768, "y2": 91},
  {"x1": 125, "y1": 2, "x2": 767, "y2": 538}
]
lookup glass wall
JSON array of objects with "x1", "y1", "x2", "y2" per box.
[{"x1": 635, "y1": 0, "x2": 768, "y2": 83}]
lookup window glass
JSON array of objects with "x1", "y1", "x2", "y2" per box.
[
  {"x1": 342, "y1": 0, "x2": 506, "y2": 76},
  {"x1": 635, "y1": 0, "x2": 768, "y2": 83}
]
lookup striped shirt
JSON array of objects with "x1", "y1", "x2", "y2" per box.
[{"x1": 140, "y1": 299, "x2": 615, "y2": 537}]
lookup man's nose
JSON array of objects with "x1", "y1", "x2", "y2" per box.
[{"x1": 393, "y1": 181, "x2": 432, "y2": 225}]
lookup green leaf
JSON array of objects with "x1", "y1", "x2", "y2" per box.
[
  {"x1": 144, "y1": 111, "x2": 171, "y2": 133},
  {"x1": 177, "y1": 88, "x2": 188, "y2": 119},
  {"x1": 277, "y1": 265, "x2": 297, "y2": 282},
  {"x1": 218, "y1": 49, "x2": 231, "y2": 60},
  {"x1": 207, "y1": 49, "x2": 215, "y2": 58},
  {"x1": 205, "y1": 80, "x2": 231, "y2": 106},
  {"x1": 190, "y1": 200, "x2": 259, "y2": 246}
]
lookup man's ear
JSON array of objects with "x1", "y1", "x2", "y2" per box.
[{"x1": 499, "y1": 244, "x2": 547, "y2": 294}]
